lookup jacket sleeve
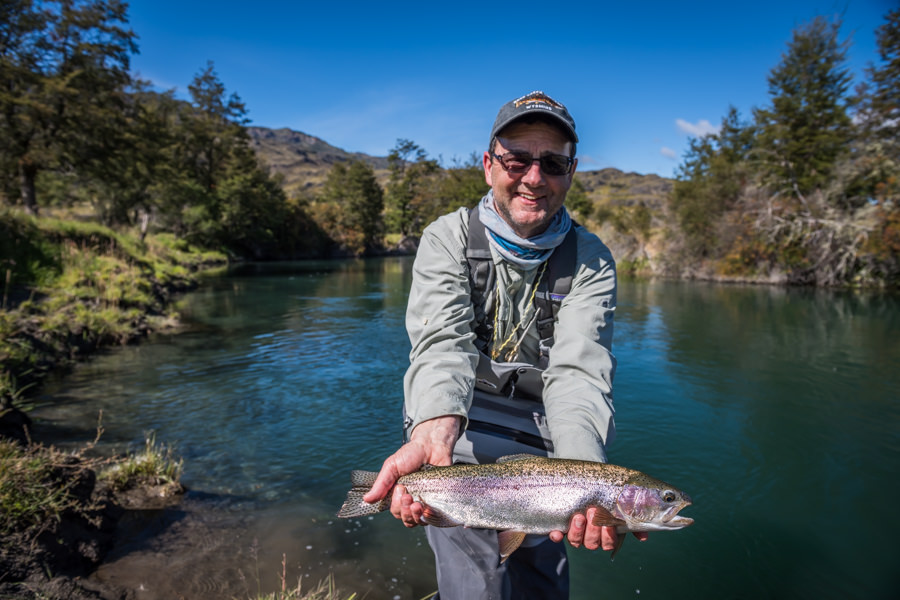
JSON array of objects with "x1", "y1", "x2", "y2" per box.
[
  {"x1": 542, "y1": 230, "x2": 617, "y2": 462},
  {"x1": 403, "y1": 209, "x2": 479, "y2": 436}
]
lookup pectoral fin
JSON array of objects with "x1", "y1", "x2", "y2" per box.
[
  {"x1": 588, "y1": 507, "x2": 628, "y2": 561},
  {"x1": 610, "y1": 531, "x2": 626, "y2": 561},
  {"x1": 590, "y1": 506, "x2": 627, "y2": 528},
  {"x1": 420, "y1": 503, "x2": 463, "y2": 528},
  {"x1": 497, "y1": 530, "x2": 527, "y2": 563}
]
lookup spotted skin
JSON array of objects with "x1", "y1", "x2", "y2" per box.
[{"x1": 338, "y1": 455, "x2": 693, "y2": 537}]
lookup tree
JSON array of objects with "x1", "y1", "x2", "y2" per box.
[
  {"x1": 754, "y1": 16, "x2": 852, "y2": 198},
  {"x1": 425, "y1": 153, "x2": 488, "y2": 225},
  {"x1": 158, "y1": 62, "x2": 274, "y2": 249},
  {"x1": 184, "y1": 61, "x2": 249, "y2": 193},
  {"x1": 0, "y1": 0, "x2": 137, "y2": 214},
  {"x1": 385, "y1": 139, "x2": 439, "y2": 236},
  {"x1": 855, "y1": 9, "x2": 900, "y2": 145},
  {"x1": 670, "y1": 107, "x2": 753, "y2": 256},
  {"x1": 68, "y1": 81, "x2": 183, "y2": 230},
  {"x1": 320, "y1": 160, "x2": 384, "y2": 255},
  {"x1": 566, "y1": 177, "x2": 592, "y2": 220}
]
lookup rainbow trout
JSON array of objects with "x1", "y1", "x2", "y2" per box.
[{"x1": 337, "y1": 454, "x2": 693, "y2": 559}]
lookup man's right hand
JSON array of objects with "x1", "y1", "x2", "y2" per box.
[{"x1": 362, "y1": 415, "x2": 461, "y2": 527}]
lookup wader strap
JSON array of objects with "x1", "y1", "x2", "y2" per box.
[
  {"x1": 534, "y1": 225, "x2": 578, "y2": 368},
  {"x1": 453, "y1": 206, "x2": 579, "y2": 464},
  {"x1": 466, "y1": 205, "x2": 578, "y2": 363},
  {"x1": 466, "y1": 206, "x2": 495, "y2": 353}
]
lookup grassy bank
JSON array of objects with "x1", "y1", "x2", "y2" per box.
[
  {"x1": 0, "y1": 210, "x2": 361, "y2": 599},
  {"x1": 0, "y1": 208, "x2": 227, "y2": 406}
]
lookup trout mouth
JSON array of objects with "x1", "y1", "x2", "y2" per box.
[
  {"x1": 664, "y1": 493, "x2": 693, "y2": 527},
  {"x1": 665, "y1": 515, "x2": 694, "y2": 527}
]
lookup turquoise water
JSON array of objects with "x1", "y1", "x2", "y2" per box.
[{"x1": 34, "y1": 259, "x2": 900, "y2": 599}]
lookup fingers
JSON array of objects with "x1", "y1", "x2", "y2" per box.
[
  {"x1": 565, "y1": 508, "x2": 605, "y2": 550},
  {"x1": 599, "y1": 526, "x2": 619, "y2": 551},
  {"x1": 364, "y1": 417, "x2": 460, "y2": 506},
  {"x1": 565, "y1": 512, "x2": 587, "y2": 548},
  {"x1": 562, "y1": 510, "x2": 623, "y2": 553},
  {"x1": 362, "y1": 444, "x2": 427, "y2": 504},
  {"x1": 362, "y1": 459, "x2": 401, "y2": 504}
]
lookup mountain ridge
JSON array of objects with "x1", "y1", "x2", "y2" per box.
[{"x1": 247, "y1": 125, "x2": 673, "y2": 200}]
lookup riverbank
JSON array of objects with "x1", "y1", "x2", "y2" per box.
[
  {"x1": 0, "y1": 209, "x2": 227, "y2": 406},
  {"x1": 0, "y1": 210, "x2": 363, "y2": 599},
  {"x1": 0, "y1": 209, "x2": 219, "y2": 598},
  {"x1": 0, "y1": 434, "x2": 184, "y2": 599}
]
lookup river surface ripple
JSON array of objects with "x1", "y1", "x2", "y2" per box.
[{"x1": 33, "y1": 259, "x2": 900, "y2": 599}]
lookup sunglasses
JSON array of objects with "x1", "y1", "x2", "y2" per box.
[{"x1": 491, "y1": 151, "x2": 574, "y2": 177}]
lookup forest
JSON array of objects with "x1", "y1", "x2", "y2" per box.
[{"x1": 2, "y1": 2, "x2": 898, "y2": 287}]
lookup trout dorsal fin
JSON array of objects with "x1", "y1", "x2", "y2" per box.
[
  {"x1": 497, "y1": 454, "x2": 539, "y2": 463},
  {"x1": 498, "y1": 531, "x2": 527, "y2": 563}
]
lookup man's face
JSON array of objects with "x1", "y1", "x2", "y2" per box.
[{"x1": 482, "y1": 120, "x2": 577, "y2": 238}]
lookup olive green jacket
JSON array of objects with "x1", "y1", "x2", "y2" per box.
[{"x1": 403, "y1": 207, "x2": 617, "y2": 463}]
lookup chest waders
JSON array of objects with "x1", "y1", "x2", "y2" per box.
[{"x1": 452, "y1": 205, "x2": 577, "y2": 464}]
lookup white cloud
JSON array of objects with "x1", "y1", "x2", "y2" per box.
[
  {"x1": 660, "y1": 146, "x2": 678, "y2": 160},
  {"x1": 676, "y1": 118, "x2": 719, "y2": 137}
]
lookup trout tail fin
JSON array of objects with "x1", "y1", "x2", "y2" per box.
[{"x1": 336, "y1": 470, "x2": 390, "y2": 518}]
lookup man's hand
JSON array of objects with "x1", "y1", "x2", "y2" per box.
[
  {"x1": 362, "y1": 415, "x2": 460, "y2": 528},
  {"x1": 548, "y1": 508, "x2": 649, "y2": 551}
]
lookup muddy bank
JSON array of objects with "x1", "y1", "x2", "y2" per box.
[{"x1": 0, "y1": 409, "x2": 186, "y2": 600}]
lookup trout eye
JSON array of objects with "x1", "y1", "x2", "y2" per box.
[{"x1": 663, "y1": 491, "x2": 676, "y2": 503}]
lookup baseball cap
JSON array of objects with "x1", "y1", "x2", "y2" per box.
[{"x1": 490, "y1": 91, "x2": 578, "y2": 144}]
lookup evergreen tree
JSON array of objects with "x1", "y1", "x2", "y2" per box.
[
  {"x1": 73, "y1": 82, "x2": 182, "y2": 229},
  {"x1": 184, "y1": 61, "x2": 249, "y2": 193},
  {"x1": 321, "y1": 160, "x2": 384, "y2": 255},
  {"x1": 385, "y1": 139, "x2": 439, "y2": 236},
  {"x1": 852, "y1": 9, "x2": 900, "y2": 282},
  {"x1": 670, "y1": 107, "x2": 753, "y2": 256},
  {"x1": 855, "y1": 9, "x2": 900, "y2": 145},
  {"x1": 754, "y1": 16, "x2": 852, "y2": 198},
  {"x1": 0, "y1": 0, "x2": 136, "y2": 214},
  {"x1": 159, "y1": 62, "x2": 276, "y2": 250}
]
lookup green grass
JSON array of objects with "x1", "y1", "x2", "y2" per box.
[
  {"x1": 0, "y1": 209, "x2": 227, "y2": 406},
  {"x1": 99, "y1": 432, "x2": 183, "y2": 492},
  {"x1": 241, "y1": 552, "x2": 358, "y2": 600},
  {"x1": 0, "y1": 440, "x2": 82, "y2": 537}
]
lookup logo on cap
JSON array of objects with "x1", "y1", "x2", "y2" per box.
[{"x1": 514, "y1": 91, "x2": 564, "y2": 110}]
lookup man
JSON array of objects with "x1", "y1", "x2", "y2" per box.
[{"x1": 363, "y1": 91, "x2": 645, "y2": 599}]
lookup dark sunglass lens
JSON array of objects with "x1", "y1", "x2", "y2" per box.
[
  {"x1": 541, "y1": 155, "x2": 571, "y2": 176},
  {"x1": 501, "y1": 153, "x2": 532, "y2": 172}
]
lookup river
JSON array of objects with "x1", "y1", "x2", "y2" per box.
[{"x1": 32, "y1": 258, "x2": 900, "y2": 599}]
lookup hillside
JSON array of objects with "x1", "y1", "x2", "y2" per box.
[
  {"x1": 247, "y1": 126, "x2": 391, "y2": 197},
  {"x1": 577, "y1": 168, "x2": 672, "y2": 212},
  {"x1": 248, "y1": 126, "x2": 673, "y2": 209}
]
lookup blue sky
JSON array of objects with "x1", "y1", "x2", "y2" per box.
[{"x1": 127, "y1": 1, "x2": 894, "y2": 178}]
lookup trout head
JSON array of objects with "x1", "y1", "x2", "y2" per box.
[{"x1": 614, "y1": 474, "x2": 694, "y2": 532}]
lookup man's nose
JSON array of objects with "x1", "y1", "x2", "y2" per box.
[{"x1": 521, "y1": 160, "x2": 545, "y2": 184}]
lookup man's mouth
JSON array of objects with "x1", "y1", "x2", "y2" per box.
[{"x1": 517, "y1": 192, "x2": 542, "y2": 203}]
